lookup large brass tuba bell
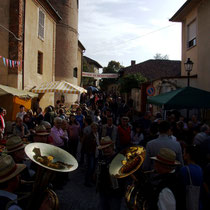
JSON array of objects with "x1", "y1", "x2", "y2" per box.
[
  {"x1": 109, "y1": 146, "x2": 145, "y2": 178},
  {"x1": 25, "y1": 142, "x2": 78, "y2": 210}
]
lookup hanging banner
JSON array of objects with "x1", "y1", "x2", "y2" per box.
[
  {"x1": 2, "y1": 57, "x2": 6, "y2": 66},
  {"x1": 0, "y1": 56, "x2": 22, "y2": 69},
  {"x1": 82, "y1": 72, "x2": 119, "y2": 78}
]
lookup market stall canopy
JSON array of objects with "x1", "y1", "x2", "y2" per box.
[
  {"x1": 147, "y1": 86, "x2": 210, "y2": 109},
  {"x1": 0, "y1": 84, "x2": 38, "y2": 98},
  {"x1": 31, "y1": 81, "x2": 87, "y2": 94}
]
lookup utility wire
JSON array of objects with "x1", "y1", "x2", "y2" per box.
[
  {"x1": 0, "y1": 23, "x2": 22, "y2": 41},
  {"x1": 93, "y1": 23, "x2": 177, "y2": 54}
]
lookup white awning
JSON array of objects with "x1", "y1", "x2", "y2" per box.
[{"x1": 31, "y1": 81, "x2": 87, "y2": 94}]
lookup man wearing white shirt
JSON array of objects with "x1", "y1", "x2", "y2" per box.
[{"x1": 16, "y1": 105, "x2": 26, "y2": 120}]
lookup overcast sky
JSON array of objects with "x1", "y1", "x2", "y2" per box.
[{"x1": 78, "y1": 0, "x2": 186, "y2": 68}]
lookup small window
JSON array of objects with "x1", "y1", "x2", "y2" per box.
[
  {"x1": 38, "y1": 9, "x2": 45, "y2": 40},
  {"x1": 187, "y1": 20, "x2": 196, "y2": 48},
  {"x1": 37, "y1": 51, "x2": 43, "y2": 74},
  {"x1": 73, "y1": 67, "x2": 78, "y2": 78}
]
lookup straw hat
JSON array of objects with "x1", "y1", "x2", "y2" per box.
[
  {"x1": 0, "y1": 155, "x2": 26, "y2": 183},
  {"x1": 98, "y1": 136, "x2": 114, "y2": 150},
  {"x1": 40, "y1": 121, "x2": 51, "y2": 129},
  {"x1": 122, "y1": 116, "x2": 129, "y2": 121},
  {"x1": 6, "y1": 136, "x2": 25, "y2": 153},
  {"x1": 151, "y1": 148, "x2": 180, "y2": 165},
  {"x1": 35, "y1": 125, "x2": 49, "y2": 136}
]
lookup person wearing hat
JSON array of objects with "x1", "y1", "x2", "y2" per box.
[
  {"x1": 6, "y1": 136, "x2": 35, "y2": 182},
  {"x1": 141, "y1": 148, "x2": 184, "y2": 210},
  {"x1": 96, "y1": 136, "x2": 127, "y2": 210},
  {"x1": 6, "y1": 136, "x2": 26, "y2": 163},
  {"x1": 0, "y1": 155, "x2": 26, "y2": 210},
  {"x1": 33, "y1": 125, "x2": 52, "y2": 144}
]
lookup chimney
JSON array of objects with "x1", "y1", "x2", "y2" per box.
[{"x1": 131, "y1": 60, "x2": 136, "y2": 66}]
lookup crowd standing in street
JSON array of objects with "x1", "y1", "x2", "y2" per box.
[{"x1": 0, "y1": 89, "x2": 210, "y2": 210}]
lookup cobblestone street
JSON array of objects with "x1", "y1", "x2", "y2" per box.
[
  {"x1": 56, "y1": 164, "x2": 128, "y2": 210},
  {"x1": 56, "y1": 165, "x2": 100, "y2": 210}
]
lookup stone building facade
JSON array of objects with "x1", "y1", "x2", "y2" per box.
[{"x1": 0, "y1": 0, "x2": 61, "y2": 109}]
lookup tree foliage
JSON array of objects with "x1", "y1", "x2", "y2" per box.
[
  {"x1": 103, "y1": 60, "x2": 123, "y2": 73},
  {"x1": 82, "y1": 57, "x2": 95, "y2": 86},
  {"x1": 154, "y1": 53, "x2": 169, "y2": 60},
  {"x1": 118, "y1": 73, "x2": 147, "y2": 93},
  {"x1": 99, "y1": 60, "x2": 123, "y2": 90}
]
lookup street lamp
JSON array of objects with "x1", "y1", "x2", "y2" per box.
[
  {"x1": 184, "y1": 58, "x2": 193, "y2": 121},
  {"x1": 184, "y1": 58, "x2": 194, "y2": 87}
]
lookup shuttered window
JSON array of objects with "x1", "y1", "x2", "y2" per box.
[
  {"x1": 187, "y1": 20, "x2": 196, "y2": 48},
  {"x1": 37, "y1": 51, "x2": 43, "y2": 74},
  {"x1": 38, "y1": 9, "x2": 45, "y2": 40},
  {"x1": 73, "y1": 67, "x2": 78, "y2": 78}
]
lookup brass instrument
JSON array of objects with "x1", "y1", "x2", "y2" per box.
[
  {"x1": 25, "y1": 143, "x2": 78, "y2": 210},
  {"x1": 109, "y1": 146, "x2": 145, "y2": 178},
  {"x1": 109, "y1": 146, "x2": 149, "y2": 210}
]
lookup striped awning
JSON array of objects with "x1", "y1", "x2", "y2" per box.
[{"x1": 31, "y1": 81, "x2": 87, "y2": 94}]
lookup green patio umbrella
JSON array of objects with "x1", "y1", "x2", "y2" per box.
[{"x1": 147, "y1": 86, "x2": 210, "y2": 109}]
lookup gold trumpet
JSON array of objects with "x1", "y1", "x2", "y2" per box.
[{"x1": 25, "y1": 143, "x2": 78, "y2": 210}]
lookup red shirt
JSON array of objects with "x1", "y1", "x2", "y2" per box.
[
  {"x1": 0, "y1": 114, "x2": 5, "y2": 133},
  {"x1": 118, "y1": 125, "x2": 131, "y2": 146}
]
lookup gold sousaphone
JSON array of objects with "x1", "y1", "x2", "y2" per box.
[
  {"x1": 109, "y1": 146, "x2": 146, "y2": 178},
  {"x1": 25, "y1": 143, "x2": 78, "y2": 210},
  {"x1": 109, "y1": 146, "x2": 146, "y2": 210}
]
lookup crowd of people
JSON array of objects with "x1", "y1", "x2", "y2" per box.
[{"x1": 0, "y1": 90, "x2": 210, "y2": 210}]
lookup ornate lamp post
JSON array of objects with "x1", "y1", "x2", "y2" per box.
[
  {"x1": 184, "y1": 58, "x2": 194, "y2": 87},
  {"x1": 184, "y1": 58, "x2": 193, "y2": 120}
]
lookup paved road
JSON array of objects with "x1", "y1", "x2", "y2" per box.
[{"x1": 56, "y1": 164, "x2": 128, "y2": 210}]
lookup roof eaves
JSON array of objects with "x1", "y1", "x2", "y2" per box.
[
  {"x1": 78, "y1": 40, "x2": 86, "y2": 51},
  {"x1": 169, "y1": 0, "x2": 201, "y2": 22},
  {"x1": 38, "y1": 0, "x2": 62, "y2": 22},
  {"x1": 84, "y1": 56, "x2": 103, "y2": 68}
]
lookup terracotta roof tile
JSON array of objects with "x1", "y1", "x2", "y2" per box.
[{"x1": 122, "y1": 59, "x2": 181, "y2": 81}]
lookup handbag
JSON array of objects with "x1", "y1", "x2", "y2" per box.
[{"x1": 186, "y1": 166, "x2": 200, "y2": 210}]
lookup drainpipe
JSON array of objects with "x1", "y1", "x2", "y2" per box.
[
  {"x1": 22, "y1": 0, "x2": 26, "y2": 90},
  {"x1": 80, "y1": 49, "x2": 85, "y2": 87}
]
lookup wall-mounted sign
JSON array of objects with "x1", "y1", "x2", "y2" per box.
[{"x1": 146, "y1": 85, "x2": 155, "y2": 96}]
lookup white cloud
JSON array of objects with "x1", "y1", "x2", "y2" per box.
[{"x1": 79, "y1": 0, "x2": 185, "y2": 67}]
